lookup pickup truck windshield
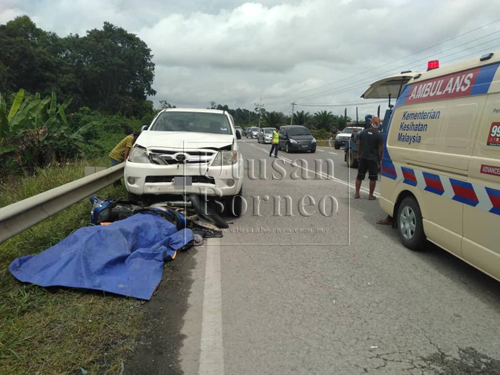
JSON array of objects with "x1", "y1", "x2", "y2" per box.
[{"x1": 150, "y1": 112, "x2": 232, "y2": 135}]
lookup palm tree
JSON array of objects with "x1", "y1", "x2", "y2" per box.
[
  {"x1": 313, "y1": 110, "x2": 334, "y2": 130},
  {"x1": 293, "y1": 110, "x2": 311, "y2": 126},
  {"x1": 264, "y1": 111, "x2": 284, "y2": 127}
]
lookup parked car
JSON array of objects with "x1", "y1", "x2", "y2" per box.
[
  {"x1": 278, "y1": 125, "x2": 316, "y2": 153},
  {"x1": 334, "y1": 126, "x2": 364, "y2": 149},
  {"x1": 258, "y1": 127, "x2": 274, "y2": 143},
  {"x1": 247, "y1": 126, "x2": 259, "y2": 138},
  {"x1": 344, "y1": 110, "x2": 391, "y2": 168},
  {"x1": 125, "y1": 108, "x2": 244, "y2": 216}
]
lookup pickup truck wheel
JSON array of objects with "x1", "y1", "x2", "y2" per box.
[
  {"x1": 227, "y1": 188, "x2": 244, "y2": 217},
  {"x1": 397, "y1": 197, "x2": 427, "y2": 251},
  {"x1": 347, "y1": 150, "x2": 358, "y2": 168},
  {"x1": 334, "y1": 144, "x2": 340, "y2": 150}
]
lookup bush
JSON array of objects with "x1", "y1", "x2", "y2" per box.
[
  {"x1": 312, "y1": 129, "x2": 330, "y2": 140},
  {"x1": 67, "y1": 107, "x2": 142, "y2": 160}
]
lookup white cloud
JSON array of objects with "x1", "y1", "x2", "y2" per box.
[
  {"x1": 0, "y1": 7, "x2": 23, "y2": 24},
  {"x1": 1, "y1": 0, "x2": 500, "y2": 115}
]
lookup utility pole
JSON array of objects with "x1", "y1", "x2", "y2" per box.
[
  {"x1": 290, "y1": 101, "x2": 296, "y2": 125},
  {"x1": 254, "y1": 99, "x2": 264, "y2": 131}
]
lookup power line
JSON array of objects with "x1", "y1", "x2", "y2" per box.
[
  {"x1": 270, "y1": 18, "x2": 500, "y2": 102},
  {"x1": 295, "y1": 35, "x2": 500, "y2": 102},
  {"x1": 290, "y1": 101, "x2": 297, "y2": 125},
  {"x1": 297, "y1": 31, "x2": 500, "y2": 101},
  {"x1": 284, "y1": 43, "x2": 500, "y2": 112},
  {"x1": 254, "y1": 99, "x2": 264, "y2": 129}
]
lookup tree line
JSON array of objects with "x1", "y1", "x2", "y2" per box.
[
  {"x1": 0, "y1": 16, "x2": 155, "y2": 118},
  {"x1": 0, "y1": 16, "x2": 156, "y2": 176},
  {"x1": 210, "y1": 101, "x2": 351, "y2": 136}
]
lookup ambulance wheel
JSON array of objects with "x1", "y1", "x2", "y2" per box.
[
  {"x1": 397, "y1": 197, "x2": 426, "y2": 251},
  {"x1": 226, "y1": 188, "x2": 244, "y2": 217}
]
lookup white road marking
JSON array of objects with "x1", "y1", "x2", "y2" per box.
[
  {"x1": 199, "y1": 238, "x2": 225, "y2": 375},
  {"x1": 328, "y1": 152, "x2": 340, "y2": 155}
]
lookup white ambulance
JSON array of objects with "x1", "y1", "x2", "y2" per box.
[{"x1": 363, "y1": 53, "x2": 500, "y2": 282}]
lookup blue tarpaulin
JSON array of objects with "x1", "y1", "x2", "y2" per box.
[{"x1": 9, "y1": 213, "x2": 193, "y2": 300}]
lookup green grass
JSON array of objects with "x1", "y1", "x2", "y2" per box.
[
  {"x1": 316, "y1": 140, "x2": 330, "y2": 147},
  {"x1": 0, "y1": 159, "x2": 143, "y2": 375}
]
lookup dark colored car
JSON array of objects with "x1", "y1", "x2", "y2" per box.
[
  {"x1": 344, "y1": 109, "x2": 392, "y2": 168},
  {"x1": 234, "y1": 126, "x2": 244, "y2": 138},
  {"x1": 278, "y1": 125, "x2": 316, "y2": 153}
]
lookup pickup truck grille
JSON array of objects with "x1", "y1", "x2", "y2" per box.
[
  {"x1": 149, "y1": 149, "x2": 216, "y2": 165},
  {"x1": 145, "y1": 176, "x2": 215, "y2": 184}
]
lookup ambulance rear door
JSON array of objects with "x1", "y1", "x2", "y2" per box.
[{"x1": 463, "y1": 92, "x2": 500, "y2": 281}]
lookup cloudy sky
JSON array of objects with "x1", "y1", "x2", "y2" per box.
[{"x1": 2, "y1": 0, "x2": 500, "y2": 117}]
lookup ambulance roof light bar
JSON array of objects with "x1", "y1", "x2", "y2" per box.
[{"x1": 427, "y1": 60, "x2": 439, "y2": 71}]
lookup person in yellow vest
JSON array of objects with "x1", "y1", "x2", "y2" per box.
[
  {"x1": 109, "y1": 132, "x2": 141, "y2": 166},
  {"x1": 269, "y1": 126, "x2": 280, "y2": 158}
]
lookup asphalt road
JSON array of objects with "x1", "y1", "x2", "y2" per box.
[{"x1": 127, "y1": 139, "x2": 500, "y2": 375}]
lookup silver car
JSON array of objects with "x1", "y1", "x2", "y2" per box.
[{"x1": 258, "y1": 127, "x2": 274, "y2": 143}]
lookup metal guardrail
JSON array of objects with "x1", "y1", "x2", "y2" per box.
[{"x1": 0, "y1": 163, "x2": 125, "y2": 243}]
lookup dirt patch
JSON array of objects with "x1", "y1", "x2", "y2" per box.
[{"x1": 124, "y1": 247, "x2": 198, "y2": 375}]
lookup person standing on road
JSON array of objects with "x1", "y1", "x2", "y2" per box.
[
  {"x1": 328, "y1": 132, "x2": 333, "y2": 147},
  {"x1": 269, "y1": 126, "x2": 280, "y2": 158},
  {"x1": 354, "y1": 117, "x2": 383, "y2": 200},
  {"x1": 109, "y1": 131, "x2": 141, "y2": 166}
]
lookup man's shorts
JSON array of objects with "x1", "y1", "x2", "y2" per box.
[{"x1": 357, "y1": 159, "x2": 378, "y2": 181}]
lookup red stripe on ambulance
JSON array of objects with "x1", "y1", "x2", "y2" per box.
[{"x1": 406, "y1": 67, "x2": 480, "y2": 104}]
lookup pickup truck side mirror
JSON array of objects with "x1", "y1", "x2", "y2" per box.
[
  {"x1": 141, "y1": 125, "x2": 149, "y2": 132},
  {"x1": 236, "y1": 130, "x2": 242, "y2": 139}
]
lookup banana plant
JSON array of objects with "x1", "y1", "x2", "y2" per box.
[
  {"x1": 0, "y1": 89, "x2": 74, "y2": 172},
  {"x1": 0, "y1": 89, "x2": 27, "y2": 155}
]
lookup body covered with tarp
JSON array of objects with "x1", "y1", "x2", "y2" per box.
[{"x1": 9, "y1": 214, "x2": 193, "y2": 300}]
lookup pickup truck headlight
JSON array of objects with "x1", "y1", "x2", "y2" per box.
[
  {"x1": 211, "y1": 151, "x2": 238, "y2": 166},
  {"x1": 311, "y1": 138, "x2": 316, "y2": 143},
  {"x1": 290, "y1": 139, "x2": 298, "y2": 144},
  {"x1": 129, "y1": 146, "x2": 150, "y2": 163}
]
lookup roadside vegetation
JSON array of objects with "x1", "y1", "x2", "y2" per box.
[{"x1": 0, "y1": 161, "x2": 143, "y2": 374}]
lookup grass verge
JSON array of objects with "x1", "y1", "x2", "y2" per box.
[
  {"x1": 316, "y1": 140, "x2": 333, "y2": 147},
  {"x1": 0, "y1": 159, "x2": 143, "y2": 375}
]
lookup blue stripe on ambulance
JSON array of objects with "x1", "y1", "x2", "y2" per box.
[{"x1": 470, "y1": 62, "x2": 500, "y2": 96}]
